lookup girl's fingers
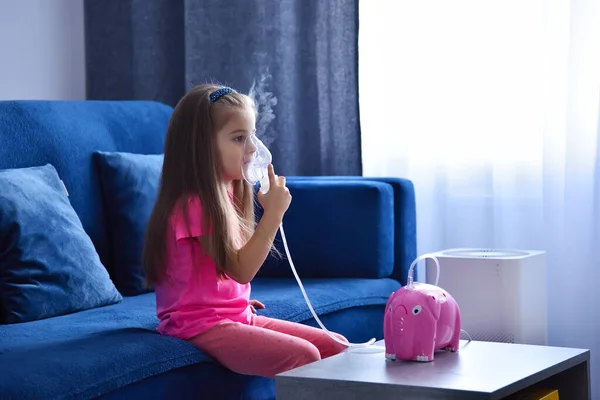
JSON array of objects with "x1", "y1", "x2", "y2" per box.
[
  {"x1": 268, "y1": 164, "x2": 276, "y2": 186},
  {"x1": 251, "y1": 300, "x2": 264, "y2": 308}
]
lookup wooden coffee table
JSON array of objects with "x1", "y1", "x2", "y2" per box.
[{"x1": 275, "y1": 339, "x2": 590, "y2": 400}]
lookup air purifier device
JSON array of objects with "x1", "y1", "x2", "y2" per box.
[{"x1": 425, "y1": 248, "x2": 547, "y2": 345}]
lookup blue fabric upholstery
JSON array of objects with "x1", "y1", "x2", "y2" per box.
[
  {"x1": 0, "y1": 100, "x2": 171, "y2": 278},
  {"x1": 0, "y1": 278, "x2": 399, "y2": 399},
  {"x1": 0, "y1": 293, "x2": 206, "y2": 399},
  {"x1": 286, "y1": 176, "x2": 418, "y2": 285},
  {"x1": 258, "y1": 180, "x2": 395, "y2": 278},
  {"x1": 98, "y1": 363, "x2": 275, "y2": 400},
  {"x1": 0, "y1": 100, "x2": 417, "y2": 400},
  {"x1": 94, "y1": 151, "x2": 164, "y2": 295},
  {"x1": 0, "y1": 164, "x2": 122, "y2": 324}
]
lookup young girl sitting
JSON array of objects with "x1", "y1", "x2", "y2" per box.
[{"x1": 142, "y1": 84, "x2": 348, "y2": 378}]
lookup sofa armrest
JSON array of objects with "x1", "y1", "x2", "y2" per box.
[{"x1": 256, "y1": 176, "x2": 417, "y2": 285}]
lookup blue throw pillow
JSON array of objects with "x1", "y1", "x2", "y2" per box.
[
  {"x1": 0, "y1": 164, "x2": 122, "y2": 324},
  {"x1": 94, "y1": 151, "x2": 163, "y2": 296}
]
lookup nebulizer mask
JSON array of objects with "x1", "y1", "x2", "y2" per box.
[
  {"x1": 242, "y1": 135, "x2": 376, "y2": 348},
  {"x1": 241, "y1": 135, "x2": 272, "y2": 194}
]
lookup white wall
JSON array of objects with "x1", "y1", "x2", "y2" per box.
[{"x1": 0, "y1": 0, "x2": 86, "y2": 100}]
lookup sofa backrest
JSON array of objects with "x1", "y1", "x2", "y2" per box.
[{"x1": 0, "y1": 100, "x2": 172, "y2": 277}]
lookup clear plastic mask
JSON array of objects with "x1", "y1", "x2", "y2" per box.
[{"x1": 242, "y1": 134, "x2": 272, "y2": 192}]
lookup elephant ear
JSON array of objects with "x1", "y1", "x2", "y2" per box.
[{"x1": 428, "y1": 293, "x2": 442, "y2": 320}]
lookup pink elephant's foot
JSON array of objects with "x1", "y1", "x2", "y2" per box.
[
  {"x1": 446, "y1": 326, "x2": 461, "y2": 353},
  {"x1": 414, "y1": 354, "x2": 433, "y2": 362},
  {"x1": 413, "y1": 350, "x2": 435, "y2": 362}
]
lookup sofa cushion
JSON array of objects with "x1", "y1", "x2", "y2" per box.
[
  {"x1": 282, "y1": 176, "x2": 417, "y2": 285},
  {"x1": 257, "y1": 179, "x2": 396, "y2": 279},
  {"x1": 94, "y1": 151, "x2": 163, "y2": 296},
  {"x1": 0, "y1": 277, "x2": 398, "y2": 399},
  {"x1": 0, "y1": 164, "x2": 122, "y2": 324}
]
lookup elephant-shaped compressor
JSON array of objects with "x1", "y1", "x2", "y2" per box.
[{"x1": 384, "y1": 282, "x2": 461, "y2": 362}]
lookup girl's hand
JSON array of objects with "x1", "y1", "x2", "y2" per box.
[
  {"x1": 250, "y1": 299, "x2": 265, "y2": 313},
  {"x1": 257, "y1": 164, "x2": 292, "y2": 221}
]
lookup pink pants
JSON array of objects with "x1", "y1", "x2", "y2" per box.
[{"x1": 187, "y1": 314, "x2": 348, "y2": 378}]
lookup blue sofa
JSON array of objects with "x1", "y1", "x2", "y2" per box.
[{"x1": 0, "y1": 100, "x2": 417, "y2": 399}]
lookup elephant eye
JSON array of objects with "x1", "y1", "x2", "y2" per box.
[{"x1": 412, "y1": 305, "x2": 422, "y2": 315}]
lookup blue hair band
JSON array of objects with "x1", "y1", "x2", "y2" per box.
[{"x1": 210, "y1": 87, "x2": 235, "y2": 103}]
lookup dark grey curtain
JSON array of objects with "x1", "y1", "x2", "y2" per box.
[{"x1": 84, "y1": 0, "x2": 362, "y2": 176}]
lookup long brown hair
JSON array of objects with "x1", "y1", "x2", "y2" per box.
[{"x1": 142, "y1": 84, "x2": 259, "y2": 285}]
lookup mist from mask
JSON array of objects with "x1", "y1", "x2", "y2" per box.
[{"x1": 248, "y1": 69, "x2": 278, "y2": 148}]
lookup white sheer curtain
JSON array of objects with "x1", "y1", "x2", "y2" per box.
[{"x1": 359, "y1": 0, "x2": 600, "y2": 396}]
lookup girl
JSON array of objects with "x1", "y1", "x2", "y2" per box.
[{"x1": 142, "y1": 84, "x2": 348, "y2": 378}]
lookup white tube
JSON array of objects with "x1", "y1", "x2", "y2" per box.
[
  {"x1": 406, "y1": 253, "x2": 439, "y2": 289},
  {"x1": 279, "y1": 223, "x2": 376, "y2": 348}
]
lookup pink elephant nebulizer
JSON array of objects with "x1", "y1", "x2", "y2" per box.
[{"x1": 384, "y1": 254, "x2": 463, "y2": 362}]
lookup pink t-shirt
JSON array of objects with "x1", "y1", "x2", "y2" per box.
[{"x1": 154, "y1": 195, "x2": 252, "y2": 340}]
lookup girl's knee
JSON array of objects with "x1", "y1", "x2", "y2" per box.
[
  {"x1": 292, "y1": 341, "x2": 321, "y2": 366},
  {"x1": 333, "y1": 333, "x2": 349, "y2": 349},
  {"x1": 320, "y1": 330, "x2": 347, "y2": 345},
  {"x1": 318, "y1": 331, "x2": 348, "y2": 357}
]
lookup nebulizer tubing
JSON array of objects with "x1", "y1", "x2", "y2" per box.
[
  {"x1": 243, "y1": 134, "x2": 375, "y2": 348},
  {"x1": 279, "y1": 222, "x2": 377, "y2": 347},
  {"x1": 258, "y1": 176, "x2": 376, "y2": 348},
  {"x1": 406, "y1": 253, "x2": 440, "y2": 289}
]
